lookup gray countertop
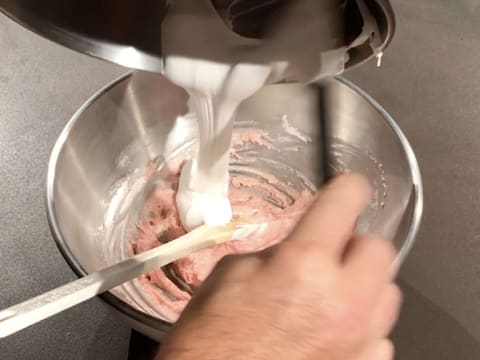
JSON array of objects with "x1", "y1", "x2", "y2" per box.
[{"x1": 1, "y1": 0, "x2": 480, "y2": 359}]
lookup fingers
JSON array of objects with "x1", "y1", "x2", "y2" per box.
[
  {"x1": 356, "y1": 339, "x2": 395, "y2": 360},
  {"x1": 374, "y1": 340, "x2": 395, "y2": 360},
  {"x1": 345, "y1": 236, "x2": 400, "y2": 360},
  {"x1": 343, "y1": 235, "x2": 397, "y2": 297},
  {"x1": 282, "y1": 173, "x2": 372, "y2": 261},
  {"x1": 371, "y1": 284, "x2": 402, "y2": 338}
]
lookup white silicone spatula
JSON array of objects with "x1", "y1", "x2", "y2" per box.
[{"x1": 0, "y1": 222, "x2": 255, "y2": 338}]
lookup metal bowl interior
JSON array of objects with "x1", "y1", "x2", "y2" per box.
[{"x1": 46, "y1": 72, "x2": 422, "y2": 340}]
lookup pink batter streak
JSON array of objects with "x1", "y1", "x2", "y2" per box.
[{"x1": 130, "y1": 138, "x2": 314, "y2": 321}]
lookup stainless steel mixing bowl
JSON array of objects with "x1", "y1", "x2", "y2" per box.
[{"x1": 46, "y1": 72, "x2": 422, "y2": 340}]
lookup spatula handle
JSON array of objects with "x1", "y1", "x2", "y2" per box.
[{"x1": 0, "y1": 224, "x2": 234, "y2": 338}]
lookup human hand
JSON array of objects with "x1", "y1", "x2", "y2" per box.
[{"x1": 155, "y1": 174, "x2": 401, "y2": 360}]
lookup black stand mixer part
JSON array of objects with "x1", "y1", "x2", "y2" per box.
[{"x1": 0, "y1": 0, "x2": 394, "y2": 74}]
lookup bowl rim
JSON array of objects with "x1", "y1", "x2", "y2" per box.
[
  {"x1": 337, "y1": 78, "x2": 424, "y2": 269},
  {"x1": 46, "y1": 71, "x2": 423, "y2": 330},
  {"x1": 46, "y1": 71, "x2": 172, "y2": 331}
]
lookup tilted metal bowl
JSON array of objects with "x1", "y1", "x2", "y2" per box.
[{"x1": 47, "y1": 72, "x2": 422, "y2": 340}]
